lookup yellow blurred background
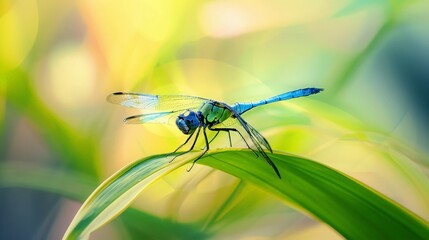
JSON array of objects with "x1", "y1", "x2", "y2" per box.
[{"x1": 1, "y1": 0, "x2": 429, "y2": 239}]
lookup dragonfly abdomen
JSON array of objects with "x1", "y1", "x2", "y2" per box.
[
  {"x1": 232, "y1": 87, "x2": 323, "y2": 115},
  {"x1": 263, "y1": 87, "x2": 323, "y2": 104}
]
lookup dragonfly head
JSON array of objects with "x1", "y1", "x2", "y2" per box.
[{"x1": 176, "y1": 110, "x2": 200, "y2": 135}]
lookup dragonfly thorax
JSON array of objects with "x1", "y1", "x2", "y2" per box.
[{"x1": 176, "y1": 110, "x2": 200, "y2": 135}]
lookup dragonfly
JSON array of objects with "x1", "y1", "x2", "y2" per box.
[{"x1": 107, "y1": 87, "x2": 323, "y2": 178}]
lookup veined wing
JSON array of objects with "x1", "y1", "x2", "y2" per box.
[
  {"x1": 107, "y1": 92, "x2": 207, "y2": 112},
  {"x1": 219, "y1": 103, "x2": 281, "y2": 178},
  {"x1": 218, "y1": 113, "x2": 272, "y2": 152},
  {"x1": 245, "y1": 123, "x2": 272, "y2": 153},
  {"x1": 236, "y1": 115, "x2": 280, "y2": 178},
  {"x1": 124, "y1": 110, "x2": 184, "y2": 124}
]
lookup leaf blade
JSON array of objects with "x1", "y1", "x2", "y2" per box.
[
  {"x1": 63, "y1": 152, "x2": 201, "y2": 240},
  {"x1": 202, "y1": 150, "x2": 429, "y2": 239},
  {"x1": 63, "y1": 150, "x2": 429, "y2": 239}
]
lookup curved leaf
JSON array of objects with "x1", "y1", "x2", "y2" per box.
[
  {"x1": 0, "y1": 163, "x2": 208, "y2": 240},
  {"x1": 204, "y1": 150, "x2": 429, "y2": 239},
  {"x1": 63, "y1": 152, "x2": 201, "y2": 240},
  {"x1": 63, "y1": 150, "x2": 429, "y2": 239}
]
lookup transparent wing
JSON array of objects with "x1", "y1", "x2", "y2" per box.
[
  {"x1": 245, "y1": 123, "x2": 272, "y2": 153},
  {"x1": 218, "y1": 115, "x2": 271, "y2": 151},
  {"x1": 124, "y1": 110, "x2": 183, "y2": 124},
  {"x1": 217, "y1": 102, "x2": 280, "y2": 177},
  {"x1": 107, "y1": 92, "x2": 208, "y2": 112},
  {"x1": 234, "y1": 114, "x2": 280, "y2": 177},
  {"x1": 216, "y1": 102, "x2": 272, "y2": 152}
]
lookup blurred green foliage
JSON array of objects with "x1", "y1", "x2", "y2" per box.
[{"x1": 1, "y1": 0, "x2": 429, "y2": 239}]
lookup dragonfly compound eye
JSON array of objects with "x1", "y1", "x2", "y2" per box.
[{"x1": 176, "y1": 111, "x2": 199, "y2": 135}]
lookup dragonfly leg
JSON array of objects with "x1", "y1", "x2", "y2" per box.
[
  {"x1": 169, "y1": 127, "x2": 201, "y2": 163},
  {"x1": 207, "y1": 130, "x2": 232, "y2": 147},
  {"x1": 227, "y1": 131, "x2": 232, "y2": 147},
  {"x1": 169, "y1": 131, "x2": 195, "y2": 154},
  {"x1": 208, "y1": 131, "x2": 220, "y2": 145},
  {"x1": 208, "y1": 126, "x2": 259, "y2": 157},
  {"x1": 187, "y1": 127, "x2": 209, "y2": 172}
]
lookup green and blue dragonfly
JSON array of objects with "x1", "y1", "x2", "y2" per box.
[{"x1": 107, "y1": 87, "x2": 323, "y2": 178}]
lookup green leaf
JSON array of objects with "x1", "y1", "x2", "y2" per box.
[
  {"x1": 329, "y1": 0, "x2": 421, "y2": 95},
  {"x1": 63, "y1": 150, "x2": 429, "y2": 239},
  {"x1": 0, "y1": 163, "x2": 207, "y2": 239},
  {"x1": 63, "y1": 152, "x2": 203, "y2": 240},
  {"x1": 4, "y1": 70, "x2": 99, "y2": 174},
  {"x1": 329, "y1": 17, "x2": 395, "y2": 95},
  {"x1": 0, "y1": 164, "x2": 95, "y2": 201},
  {"x1": 0, "y1": 77, "x2": 5, "y2": 154}
]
